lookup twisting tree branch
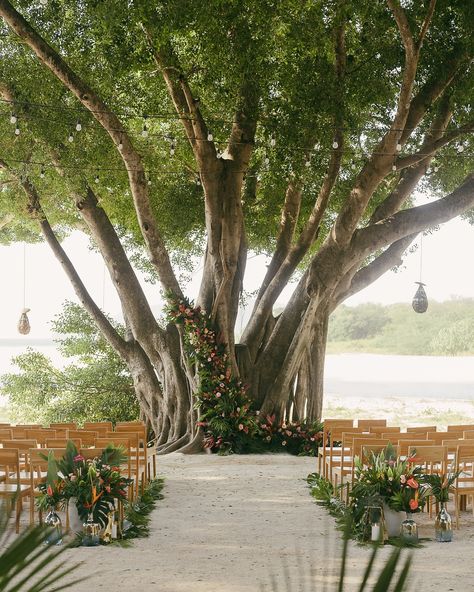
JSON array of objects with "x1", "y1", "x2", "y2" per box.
[
  {"x1": 0, "y1": 158, "x2": 129, "y2": 359},
  {"x1": 417, "y1": 0, "x2": 437, "y2": 49},
  {"x1": 0, "y1": 0, "x2": 183, "y2": 298}
]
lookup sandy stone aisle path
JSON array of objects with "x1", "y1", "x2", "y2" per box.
[{"x1": 63, "y1": 454, "x2": 473, "y2": 592}]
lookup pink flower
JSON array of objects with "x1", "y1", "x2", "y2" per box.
[
  {"x1": 409, "y1": 498, "x2": 419, "y2": 511},
  {"x1": 73, "y1": 454, "x2": 85, "y2": 462},
  {"x1": 406, "y1": 478, "x2": 419, "y2": 489},
  {"x1": 216, "y1": 392, "x2": 222, "y2": 398},
  {"x1": 47, "y1": 485, "x2": 53, "y2": 497},
  {"x1": 282, "y1": 441, "x2": 287, "y2": 446},
  {"x1": 400, "y1": 475, "x2": 406, "y2": 484},
  {"x1": 238, "y1": 424, "x2": 244, "y2": 431}
]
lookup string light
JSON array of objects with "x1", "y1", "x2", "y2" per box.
[
  {"x1": 457, "y1": 144, "x2": 464, "y2": 153},
  {"x1": 392, "y1": 164, "x2": 397, "y2": 171},
  {"x1": 10, "y1": 113, "x2": 17, "y2": 124},
  {"x1": 396, "y1": 143, "x2": 402, "y2": 151},
  {"x1": 332, "y1": 141, "x2": 339, "y2": 149},
  {"x1": 14, "y1": 124, "x2": 20, "y2": 135},
  {"x1": 118, "y1": 138, "x2": 123, "y2": 150},
  {"x1": 270, "y1": 135, "x2": 276, "y2": 148},
  {"x1": 75, "y1": 121, "x2": 82, "y2": 131},
  {"x1": 68, "y1": 133, "x2": 74, "y2": 142},
  {"x1": 40, "y1": 166, "x2": 45, "y2": 178},
  {"x1": 207, "y1": 132, "x2": 213, "y2": 142},
  {"x1": 94, "y1": 174, "x2": 99, "y2": 184}
]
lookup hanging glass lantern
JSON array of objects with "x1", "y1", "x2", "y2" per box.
[
  {"x1": 18, "y1": 307, "x2": 31, "y2": 334},
  {"x1": 412, "y1": 282, "x2": 428, "y2": 314}
]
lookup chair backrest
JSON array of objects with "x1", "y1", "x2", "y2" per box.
[
  {"x1": 341, "y1": 430, "x2": 375, "y2": 447},
  {"x1": 0, "y1": 429, "x2": 13, "y2": 440},
  {"x1": 1, "y1": 439, "x2": 37, "y2": 450},
  {"x1": 46, "y1": 438, "x2": 83, "y2": 449},
  {"x1": 49, "y1": 422, "x2": 77, "y2": 429},
  {"x1": 115, "y1": 421, "x2": 145, "y2": 427},
  {"x1": 370, "y1": 426, "x2": 400, "y2": 434},
  {"x1": 83, "y1": 421, "x2": 113, "y2": 433},
  {"x1": 389, "y1": 432, "x2": 428, "y2": 441},
  {"x1": 352, "y1": 438, "x2": 391, "y2": 459},
  {"x1": 66, "y1": 430, "x2": 99, "y2": 446},
  {"x1": 322, "y1": 419, "x2": 354, "y2": 443},
  {"x1": 0, "y1": 448, "x2": 21, "y2": 485},
  {"x1": 104, "y1": 431, "x2": 139, "y2": 449},
  {"x1": 428, "y1": 431, "x2": 462, "y2": 444},
  {"x1": 442, "y1": 438, "x2": 474, "y2": 453},
  {"x1": 448, "y1": 424, "x2": 474, "y2": 432},
  {"x1": 407, "y1": 445, "x2": 448, "y2": 474},
  {"x1": 463, "y1": 430, "x2": 474, "y2": 439},
  {"x1": 115, "y1": 424, "x2": 146, "y2": 445},
  {"x1": 398, "y1": 439, "x2": 435, "y2": 456},
  {"x1": 356, "y1": 419, "x2": 387, "y2": 430},
  {"x1": 406, "y1": 426, "x2": 437, "y2": 432},
  {"x1": 79, "y1": 447, "x2": 105, "y2": 460},
  {"x1": 24, "y1": 429, "x2": 57, "y2": 446}
]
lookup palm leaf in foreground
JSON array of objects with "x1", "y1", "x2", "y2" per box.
[{"x1": 0, "y1": 501, "x2": 81, "y2": 592}]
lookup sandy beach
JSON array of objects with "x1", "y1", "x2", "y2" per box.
[{"x1": 36, "y1": 453, "x2": 473, "y2": 592}]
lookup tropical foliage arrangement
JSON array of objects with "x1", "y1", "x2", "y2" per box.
[
  {"x1": 167, "y1": 297, "x2": 260, "y2": 453},
  {"x1": 37, "y1": 442, "x2": 133, "y2": 526},
  {"x1": 167, "y1": 297, "x2": 323, "y2": 455},
  {"x1": 307, "y1": 446, "x2": 448, "y2": 543}
]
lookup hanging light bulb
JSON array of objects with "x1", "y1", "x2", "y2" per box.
[
  {"x1": 10, "y1": 114, "x2": 17, "y2": 124},
  {"x1": 264, "y1": 156, "x2": 270, "y2": 166},
  {"x1": 68, "y1": 133, "x2": 74, "y2": 142},
  {"x1": 195, "y1": 175, "x2": 201, "y2": 186},
  {"x1": 141, "y1": 123, "x2": 148, "y2": 138},
  {"x1": 270, "y1": 135, "x2": 276, "y2": 148},
  {"x1": 396, "y1": 143, "x2": 402, "y2": 152},
  {"x1": 392, "y1": 164, "x2": 397, "y2": 171},
  {"x1": 332, "y1": 141, "x2": 339, "y2": 149},
  {"x1": 434, "y1": 165, "x2": 439, "y2": 173},
  {"x1": 14, "y1": 124, "x2": 20, "y2": 135},
  {"x1": 170, "y1": 137, "x2": 176, "y2": 156},
  {"x1": 40, "y1": 166, "x2": 45, "y2": 179},
  {"x1": 314, "y1": 142, "x2": 320, "y2": 151},
  {"x1": 94, "y1": 174, "x2": 99, "y2": 184},
  {"x1": 207, "y1": 132, "x2": 213, "y2": 142},
  {"x1": 305, "y1": 157, "x2": 311, "y2": 167},
  {"x1": 217, "y1": 149, "x2": 223, "y2": 159},
  {"x1": 457, "y1": 144, "x2": 464, "y2": 153},
  {"x1": 118, "y1": 138, "x2": 123, "y2": 150},
  {"x1": 412, "y1": 282, "x2": 428, "y2": 313},
  {"x1": 147, "y1": 178, "x2": 152, "y2": 186},
  {"x1": 75, "y1": 121, "x2": 82, "y2": 131}
]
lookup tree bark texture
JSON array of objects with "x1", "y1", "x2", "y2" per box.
[{"x1": 1, "y1": 0, "x2": 474, "y2": 449}]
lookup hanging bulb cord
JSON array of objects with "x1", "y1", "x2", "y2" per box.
[{"x1": 418, "y1": 234, "x2": 425, "y2": 286}]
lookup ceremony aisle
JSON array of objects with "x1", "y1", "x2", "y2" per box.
[{"x1": 62, "y1": 454, "x2": 474, "y2": 592}]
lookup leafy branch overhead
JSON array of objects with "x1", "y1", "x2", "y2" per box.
[{"x1": 0, "y1": 0, "x2": 473, "y2": 447}]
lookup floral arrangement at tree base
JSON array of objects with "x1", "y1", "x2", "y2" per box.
[{"x1": 167, "y1": 296, "x2": 323, "y2": 455}]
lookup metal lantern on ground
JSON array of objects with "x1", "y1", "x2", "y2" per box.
[{"x1": 412, "y1": 282, "x2": 428, "y2": 314}]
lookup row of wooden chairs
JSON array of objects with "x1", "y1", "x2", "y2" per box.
[{"x1": 0, "y1": 421, "x2": 156, "y2": 532}]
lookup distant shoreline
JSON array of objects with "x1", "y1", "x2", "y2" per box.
[{"x1": 0, "y1": 338, "x2": 55, "y2": 347}]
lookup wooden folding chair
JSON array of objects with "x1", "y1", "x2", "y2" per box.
[
  {"x1": 0, "y1": 448, "x2": 31, "y2": 532},
  {"x1": 406, "y1": 426, "x2": 437, "y2": 432},
  {"x1": 452, "y1": 445, "x2": 474, "y2": 529},
  {"x1": 407, "y1": 445, "x2": 449, "y2": 516},
  {"x1": 388, "y1": 432, "x2": 429, "y2": 441},
  {"x1": 0, "y1": 428, "x2": 13, "y2": 440},
  {"x1": 318, "y1": 419, "x2": 354, "y2": 478},
  {"x1": 115, "y1": 424, "x2": 151, "y2": 486},
  {"x1": 428, "y1": 431, "x2": 462, "y2": 444},
  {"x1": 398, "y1": 439, "x2": 435, "y2": 457}
]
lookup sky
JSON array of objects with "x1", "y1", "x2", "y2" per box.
[{"x1": 1, "y1": 214, "x2": 474, "y2": 341}]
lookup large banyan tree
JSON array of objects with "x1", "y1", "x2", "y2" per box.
[{"x1": 0, "y1": 0, "x2": 473, "y2": 451}]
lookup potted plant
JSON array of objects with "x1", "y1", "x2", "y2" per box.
[
  {"x1": 349, "y1": 446, "x2": 427, "y2": 538},
  {"x1": 421, "y1": 472, "x2": 458, "y2": 542}
]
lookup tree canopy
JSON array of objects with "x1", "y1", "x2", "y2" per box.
[{"x1": 0, "y1": 0, "x2": 473, "y2": 450}]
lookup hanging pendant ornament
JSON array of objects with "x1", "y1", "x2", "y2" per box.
[
  {"x1": 18, "y1": 308, "x2": 31, "y2": 335},
  {"x1": 412, "y1": 282, "x2": 428, "y2": 313},
  {"x1": 412, "y1": 235, "x2": 428, "y2": 313}
]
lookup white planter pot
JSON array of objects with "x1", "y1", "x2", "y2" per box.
[
  {"x1": 383, "y1": 504, "x2": 405, "y2": 537},
  {"x1": 67, "y1": 499, "x2": 83, "y2": 533}
]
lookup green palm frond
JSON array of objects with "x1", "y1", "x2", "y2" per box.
[{"x1": 0, "y1": 503, "x2": 81, "y2": 592}]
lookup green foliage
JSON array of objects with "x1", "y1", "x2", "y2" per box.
[
  {"x1": 328, "y1": 298, "x2": 474, "y2": 355},
  {"x1": 0, "y1": 301, "x2": 139, "y2": 425},
  {"x1": 0, "y1": 505, "x2": 80, "y2": 591},
  {"x1": 122, "y1": 478, "x2": 165, "y2": 540},
  {"x1": 167, "y1": 296, "x2": 324, "y2": 455},
  {"x1": 420, "y1": 472, "x2": 459, "y2": 503}
]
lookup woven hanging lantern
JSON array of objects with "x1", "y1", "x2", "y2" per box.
[
  {"x1": 412, "y1": 282, "x2": 428, "y2": 314},
  {"x1": 18, "y1": 307, "x2": 31, "y2": 334}
]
